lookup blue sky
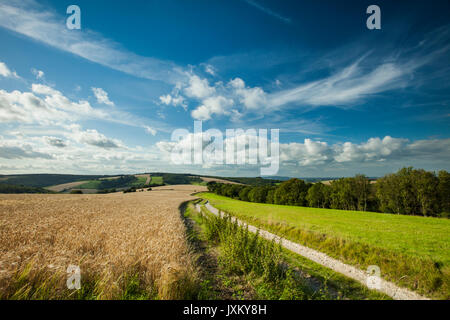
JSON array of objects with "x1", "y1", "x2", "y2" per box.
[{"x1": 0, "y1": 0, "x2": 449, "y2": 177}]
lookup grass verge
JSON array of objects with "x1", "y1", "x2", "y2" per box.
[
  {"x1": 198, "y1": 193, "x2": 449, "y2": 299},
  {"x1": 183, "y1": 201, "x2": 387, "y2": 300}
]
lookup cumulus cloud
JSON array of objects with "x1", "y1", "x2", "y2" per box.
[
  {"x1": 0, "y1": 83, "x2": 113, "y2": 126},
  {"x1": 0, "y1": 88, "x2": 65, "y2": 124},
  {"x1": 68, "y1": 125, "x2": 122, "y2": 149},
  {"x1": 91, "y1": 87, "x2": 114, "y2": 106},
  {"x1": 333, "y1": 136, "x2": 408, "y2": 163},
  {"x1": 44, "y1": 136, "x2": 67, "y2": 148},
  {"x1": 184, "y1": 75, "x2": 216, "y2": 99},
  {"x1": 280, "y1": 136, "x2": 450, "y2": 166},
  {"x1": 191, "y1": 96, "x2": 234, "y2": 120},
  {"x1": 0, "y1": 61, "x2": 19, "y2": 78},
  {"x1": 281, "y1": 139, "x2": 332, "y2": 166},
  {"x1": 229, "y1": 77, "x2": 267, "y2": 110},
  {"x1": 0, "y1": 143, "x2": 52, "y2": 159}
]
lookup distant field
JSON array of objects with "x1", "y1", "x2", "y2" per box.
[
  {"x1": 98, "y1": 176, "x2": 121, "y2": 181},
  {"x1": 150, "y1": 176, "x2": 163, "y2": 185},
  {"x1": 199, "y1": 193, "x2": 450, "y2": 299},
  {"x1": 200, "y1": 177, "x2": 241, "y2": 184},
  {"x1": 77, "y1": 180, "x2": 102, "y2": 189},
  {"x1": 135, "y1": 174, "x2": 151, "y2": 185},
  {"x1": 49, "y1": 175, "x2": 152, "y2": 192},
  {"x1": 46, "y1": 181, "x2": 89, "y2": 192},
  {"x1": 131, "y1": 176, "x2": 148, "y2": 186}
]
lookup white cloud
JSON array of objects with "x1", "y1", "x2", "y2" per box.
[
  {"x1": 191, "y1": 96, "x2": 234, "y2": 120},
  {"x1": 44, "y1": 136, "x2": 67, "y2": 148},
  {"x1": 32, "y1": 84, "x2": 106, "y2": 118},
  {"x1": 333, "y1": 136, "x2": 408, "y2": 163},
  {"x1": 0, "y1": 88, "x2": 65, "y2": 124},
  {"x1": 203, "y1": 64, "x2": 216, "y2": 76},
  {"x1": 244, "y1": 0, "x2": 292, "y2": 24},
  {"x1": 0, "y1": 61, "x2": 19, "y2": 78},
  {"x1": 144, "y1": 126, "x2": 157, "y2": 136},
  {"x1": 159, "y1": 93, "x2": 186, "y2": 109},
  {"x1": 0, "y1": 141, "x2": 53, "y2": 159},
  {"x1": 31, "y1": 68, "x2": 44, "y2": 79},
  {"x1": 280, "y1": 136, "x2": 450, "y2": 167},
  {"x1": 91, "y1": 87, "x2": 114, "y2": 106},
  {"x1": 68, "y1": 125, "x2": 123, "y2": 149},
  {"x1": 184, "y1": 75, "x2": 216, "y2": 99},
  {"x1": 281, "y1": 139, "x2": 332, "y2": 166},
  {"x1": 229, "y1": 78, "x2": 267, "y2": 110},
  {"x1": 0, "y1": 84, "x2": 112, "y2": 126},
  {"x1": 268, "y1": 58, "x2": 415, "y2": 109}
]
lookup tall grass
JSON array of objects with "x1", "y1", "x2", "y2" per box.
[{"x1": 196, "y1": 205, "x2": 329, "y2": 299}]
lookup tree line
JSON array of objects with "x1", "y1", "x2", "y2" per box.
[{"x1": 207, "y1": 167, "x2": 449, "y2": 218}]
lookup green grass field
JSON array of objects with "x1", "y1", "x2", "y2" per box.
[
  {"x1": 131, "y1": 176, "x2": 148, "y2": 186},
  {"x1": 198, "y1": 193, "x2": 450, "y2": 299},
  {"x1": 150, "y1": 176, "x2": 163, "y2": 185},
  {"x1": 78, "y1": 180, "x2": 102, "y2": 189}
]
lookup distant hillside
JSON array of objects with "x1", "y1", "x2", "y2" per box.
[
  {"x1": 0, "y1": 183, "x2": 55, "y2": 194},
  {"x1": 208, "y1": 176, "x2": 282, "y2": 186},
  {"x1": 0, "y1": 173, "x2": 283, "y2": 190},
  {"x1": 0, "y1": 174, "x2": 112, "y2": 188}
]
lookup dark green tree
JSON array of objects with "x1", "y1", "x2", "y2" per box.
[
  {"x1": 306, "y1": 183, "x2": 330, "y2": 208},
  {"x1": 274, "y1": 179, "x2": 310, "y2": 206}
]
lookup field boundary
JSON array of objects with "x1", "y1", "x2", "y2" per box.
[{"x1": 199, "y1": 201, "x2": 429, "y2": 300}]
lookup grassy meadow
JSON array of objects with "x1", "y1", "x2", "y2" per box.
[
  {"x1": 150, "y1": 176, "x2": 164, "y2": 185},
  {"x1": 199, "y1": 193, "x2": 450, "y2": 299}
]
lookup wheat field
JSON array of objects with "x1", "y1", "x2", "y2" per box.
[{"x1": 0, "y1": 185, "x2": 206, "y2": 299}]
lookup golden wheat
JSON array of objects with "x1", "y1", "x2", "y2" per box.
[{"x1": 0, "y1": 185, "x2": 206, "y2": 299}]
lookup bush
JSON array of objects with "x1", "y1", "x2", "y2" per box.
[
  {"x1": 70, "y1": 190, "x2": 83, "y2": 194},
  {"x1": 201, "y1": 212, "x2": 284, "y2": 282},
  {"x1": 123, "y1": 187, "x2": 137, "y2": 193}
]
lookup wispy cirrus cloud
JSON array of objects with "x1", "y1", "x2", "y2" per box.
[
  {"x1": 243, "y1": 0, "x2": 291, "y2": 24},
  {"x1": 0, "y1": 0, "x2": 185, "y2": 84}
]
